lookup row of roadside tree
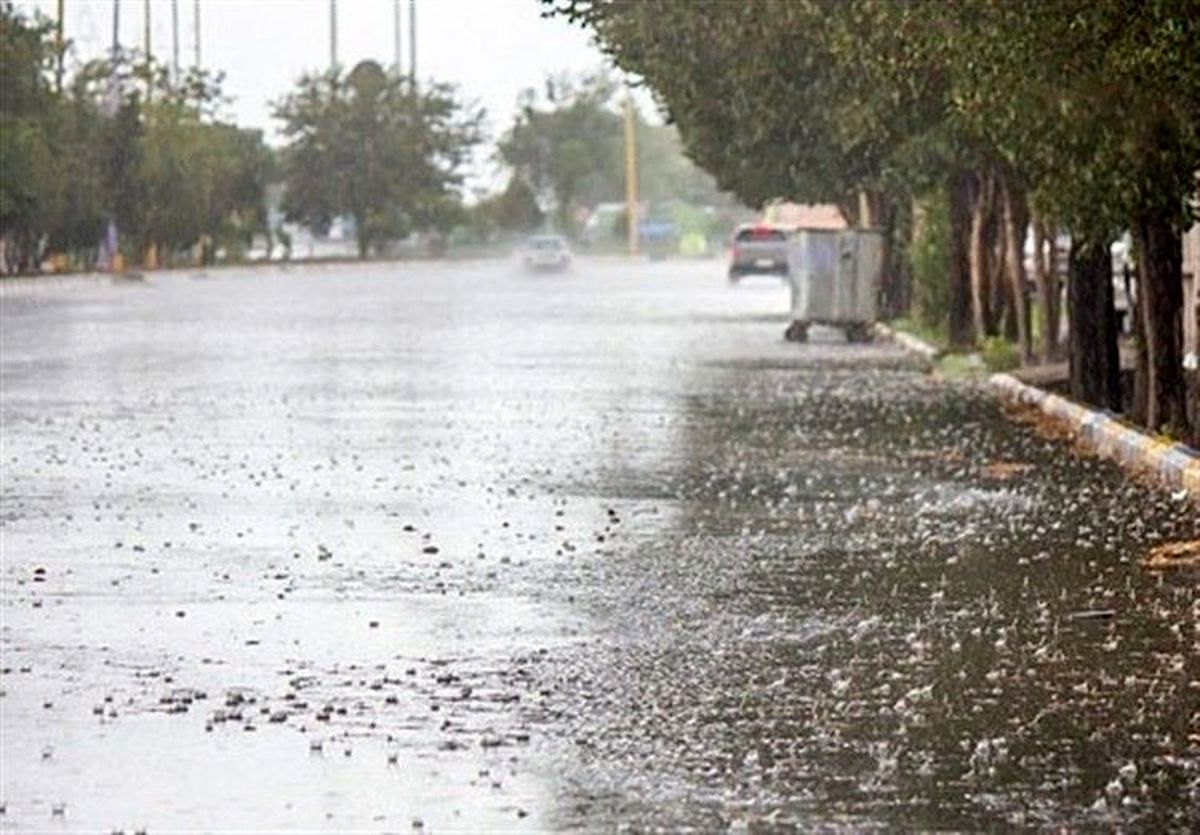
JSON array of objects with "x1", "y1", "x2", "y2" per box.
[
  {"x1": 2, "y1": 3, "x2": 735, "y2": 273},
  {"x1": 0, "y1": 3, "x2": 483, "y2": 271},
  {"x1": 1, "y1": 4, "x2": 269, "y2": 273},
  {"x1": 552, "y1": 0, "x2": 1199, "y2": 443}
]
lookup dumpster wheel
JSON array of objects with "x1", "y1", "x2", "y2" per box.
[
  {"x1": 784, "y1": 320, "x2": 810, "y2": 343},
  {"x1": 844, "y1": 323, "x2": 873, "y2": 344}
]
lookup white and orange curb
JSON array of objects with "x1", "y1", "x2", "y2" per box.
[
  {"x1": 873, "y1": 322, "x2": 940, "y2": 360},
  {"x1": 874, "y1": 322, "x2": 1198, "y2": 495},
  {"x1": 989, "y1": 372, "x2": 1200, "y2": 496}
]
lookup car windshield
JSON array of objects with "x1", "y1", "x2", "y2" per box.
[
  {"x1": 530, "y1": 237, "x2": 566, "y2": 250},
  {"x1": 735, "y1": 227, "x2": 786, "y2": 242}
]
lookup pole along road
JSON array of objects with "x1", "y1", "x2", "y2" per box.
[{"x1": 1, "y1": 259, "x2": 1196, "y2": 830}]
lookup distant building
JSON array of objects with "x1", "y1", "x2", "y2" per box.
[{"x1": 761, "y1": 202, "x2": 848, "y2": 231}]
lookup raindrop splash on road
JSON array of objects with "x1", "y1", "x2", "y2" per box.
[{"x1": 1, "y1": 260, "x2": 1196, "y2": 829}]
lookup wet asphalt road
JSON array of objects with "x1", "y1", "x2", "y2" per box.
[{"x1": 1, "y1": 258, "x2": 1197, "y2": 831}]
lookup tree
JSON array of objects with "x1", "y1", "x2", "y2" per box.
[
  {"x1": 552, "y1": 0, "x2": 1199, "y2": 440},
  {"x1": 0, "y1": 2, "x2": 57, "y2": 271},
  {"x1": 637, "y1": 120, "x2": 729, "y2": 207},
  {"x1": 1, "y1": 2, "x2": 271, "y2": 274},
  {"x1": 552, "y1": 1, "x2": 947, "y2": 317},
  {"x1": 274, "y1": 61, "x2": 483, "y2": 258},
  {"x1": 498, "y1": 71, "x2": 624, "y2": 236},
  {"x1": 496, "y1": 69, "x2": 732, "y2": 240},
  {"x1": 475, "y1": 176, "x2": 544, "y2": 235}
]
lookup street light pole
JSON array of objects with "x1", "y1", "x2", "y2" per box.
[
  {"x1": 172, "y1": 0, "x2": 180, "y2": 84},
  {"x1": 109, "y1": 0, "x2": 123, "y2": 274},
  {"x1": 55, "y1": 0, "x2": 64, "y2": 93},
  {"x1": 408, "y1": 0, "x2": 416, "y2": 83},
  {"x1": 193, "y1": 0, "x2": 200, "y2": 68},
  {"x1": 393, "y1": 0, "x2": 402, "y2": 77},
  {"x1": 143, "y1": 0, "x2": 152, "y2": 98},
  {"x1": 330, "y1": 0, "x2": 338, "y2": 70}
]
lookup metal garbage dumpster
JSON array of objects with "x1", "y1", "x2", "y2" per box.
[{"x1": 784, "y1": 229, "x2": 883, "y2": 343}]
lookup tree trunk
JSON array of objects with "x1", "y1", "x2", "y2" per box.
[
  {"x1": 860, "y1": 189, "x2": 902, "y2": 320},
  {"x1": 968, "y1": 170, "x2": 992, "y2": 342},
  {"x1": 948, "y1": 172, "x2": 974, "y2": 347},
  {"x1": 891, "y1": 198, "x2": 913, "y2": 317},
  {"x1": 838, "y1": 194, "x2": 861, "y2": 228},
  {"x1": 994, "y1": 229, "x2": 1014, "y2": 340},
  {"x1": 1130, "y1": 257, "x2": 1149, "y2": 425},
  {"x1": 1000, "y1": 178, "x2": 1032, "y2": 363},
  {"x1": 355, "y1": 211, "x2": 370, "y2": 260},
  {"x1": 987, "y1": 192, "x2": 1008, "y2": 338},
  {"x1": 1067, "y1": 237, "x2": 1121, "y2": 411},
  {"x1": 1031, "y1": 216, "x2": 1059, "y2": 362},
  {"x1": 1133, "y1": 211, "x2": 1188, "y2": 436}
]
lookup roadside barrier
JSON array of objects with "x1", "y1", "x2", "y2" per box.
[
  {"x1": 873, "y1": 322, "x2": 940, "y2": 360},
  {"x1": 989, "y1": 372, "x2": 1200, "y2": 496},
  {"x1": 874, "y1": 321, "x2": 1199, "y2": 497}
]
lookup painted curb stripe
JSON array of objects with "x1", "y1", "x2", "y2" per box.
[
  {"x1": 987, "y1": 373, "x2": 1200, "y2": 497},
  {"x1": 875, "y1": 324, "x2": 939, "y2": 359}
]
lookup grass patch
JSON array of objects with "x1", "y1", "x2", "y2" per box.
[
  {"x1": 889, "y1": 316, "x2": 949, "y2": 350},
  {"x1": 981, "y1": 337, "x2": 1021, "y2": 372},
  {"x1": 935, "y1": 352, "x2": 987, "y2": 379},
  {"x1": 891, "y1": 317, "x2": 1024, "y2": 376}
]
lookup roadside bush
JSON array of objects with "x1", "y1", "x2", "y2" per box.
[{"x1": 981, "y1": 336, "x2": 1021, "y2": 372}]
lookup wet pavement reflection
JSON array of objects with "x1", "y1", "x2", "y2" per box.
[{"x1": 1, "y1": 259, "x2": 1197, "y2": 830}]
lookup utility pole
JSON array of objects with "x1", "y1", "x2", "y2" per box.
[
  {"x1": 623, "y1": 91, "x2": 639, "y2": 256},
  {"x1": 143, "y1": 0, "x2": 155, "y2": 269},
  {"x1": 172, "y1": 0, "x2": 180, "y2": 84},
  {"x1": 408, "y1": 0, "x2": 416, "y2": 83},
  {"x1": 330, "y1": 0, "x2": 338, "y2": 70},
  {"x1": 193, "y1": 0, "x2": 200, "y2": 68},
  {"x1": 393, "y1": 0, "x2": 401, "y2": 77},
  {"x1": 142, "y1": 0, "x2": 152, "y2": 97},
  {"x1": 109, "y1": 0, "x2": 123, "y2": 274},
  {"x1": 108, "y1": 0, "x2": 120, "y2": 109},
  {"x1": 55, "y1": 0, "x2": 64, "y2": 93}
]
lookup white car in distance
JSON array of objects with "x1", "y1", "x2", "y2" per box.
[{"x1": 521, "y1": 234, "x2": 572, "y2": 272}]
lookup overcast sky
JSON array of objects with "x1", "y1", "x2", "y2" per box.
[{"x1": 21, "y1": 0, "x2": 626, "y2": 156}]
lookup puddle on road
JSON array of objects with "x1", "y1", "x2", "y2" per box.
[{"x1": 2, "y1": 590, "x2": 585, "y2": 830}]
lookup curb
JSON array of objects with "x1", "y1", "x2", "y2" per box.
[
  {"x1": 989, "y1": 372, "x2": 1200, "y2": 496},
  {"x1": 873, "y1": 322, "x2": 941, "y2": 360}
]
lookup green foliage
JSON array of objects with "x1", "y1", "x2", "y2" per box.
[
  {"x1": 273, "y1": 61, "x2": 483, "y2": 258},
  {"x1": 552, "y1": 0, "x2": 1200, "y2": 257},
  {"x1": 498, "y1": 71, "x2": 623, "y2": 235},
  {"x1": 981, "y1": 337, "x2": 1021, "y2": 372},
  {"x1": 470, "y1": 177, "x2": 544, "y2": 238},
  {"x1": 909, "y1": 191, "x2": 952, "y2": 330},
  {"x1": 550, "y1": 2, "x2": 937, "y2": 211},
  {"x1": 637, "y1": 121, "x2": 728, "y2": 207},
  {"x1": 1, "y1": 2, "x2": 57, "y2": 264},
  {"x1": 0, "y1": 3, "x2": 271, "y2": 271},
  {"x1": 496, "y1": 70, "x2": 730, "y2": 237},
  {"x1": 935, "y1": 351, "x2": 988, "y2": 379},
  {"x1": 890, "y1": 316, "x2": 948, "y2": 351}
]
